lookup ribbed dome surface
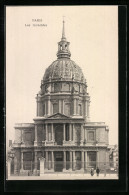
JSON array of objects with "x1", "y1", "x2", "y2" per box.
[{"x1": 43, "y1": 59, "x2": 85, "y2": 83}]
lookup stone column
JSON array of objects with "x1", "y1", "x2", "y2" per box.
[
  {"x1": 63, "y1": 123, "x2": 66, "y2": 142},
  {"x1": 51, "y1": 151, "x2": 54, "y2": 169},
  {"x1": 72, "y1": 124, "x2": 73, "y2": 141},
  {"x1": 97, "y1": 151, "x2": 99, "y2": 168},
  {"x1": 73, "y1": 124, "x2": 75, "y2": 142},
  {"x1": 76, "y1": 99, "x2": 79, "y2": 115},
  {"x1": 34, "y1": 125, "x2": 38, "y2": 146},
  {"x1": 73, "y1": 151, "x2": 76, "y2": 170},
  {"x1": 45, "y1": 124, "x2": 48, "y2": 141},
  {"x1": 14, "y1": 156, "x2": 18, "y2": 175},
  {"x1": 48, "y1": 98, "x2": 51, "y2": 115},
  {"x1": 69, "y1": 124, "x2": 72, "y2": 141},
  {"x1": 8, "y1": 158, "x2": 11, "y2": 177},
  {"x1": 81, "y1": 125, "x2": 84, "y2": 144},
  {"x1": 59, "y1": 99, "x2": 62, "y2": 113},
  {"x1": 45, "y1": 151, "x2": 48, "y2": 169},
  {"x1": 81, "y1": 151, "x2": 84, "y2": 170},
  {"x1": 63, "y1": 151, "x2": 66, "y2": 171},
  {"x1": 44, "y1": 101, "x2": 46, "y2": 115},
  {"x1": 37, "y1": 102, "x2": 40, "y2": 116},
  {"x1": 69, "y1": 151, "x2": 72, "y2": 170},
  {"x1": 53, "y1": 125, "x2": 55, "y2": 141},
  {"x1": 85, "y1": 151, "x2": 87, "y2": 169},
  {"x1": 73, "y1": 98, "x2": 76, "y2": 115},
  {"x1": 34, "y1": 151, "x2": 37, "y2": 173},
  {"x1": 62, "y1": 100, "x2": 65, "y2": 114},
  {"x1": 20, "y1": 152, "x2": 23, "y2": 171},
  {"x1": 51, "y1": 124, "x2": 54, "y2": 141},
  {"x1": 83, "y1": 99, "x2": 86, "y2": 119},
  {"x1": 85, "y1": 129, "x2": 87, "y2": 143}
]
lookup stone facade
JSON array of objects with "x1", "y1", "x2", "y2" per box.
[{"x1": 9, "y1": 20, "x2": 110, "y2": 175}]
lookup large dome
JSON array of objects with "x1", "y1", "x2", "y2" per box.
[
  {"x1": 42, "y1": 20, "x2": 86, "y2": 85},
  {"x1": 43, "y1": 58, "x2": 86, "y2": 83}
]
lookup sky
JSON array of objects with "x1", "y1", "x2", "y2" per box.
[{"x1": 6, "y1": 6, "x2": 118, "y2": 146}]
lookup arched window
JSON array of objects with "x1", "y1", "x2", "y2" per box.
[
  {"x1": 54, "y1": 83, "x2": 60, "y2": 92},
  {"x1": 64, "y1": 103, "x2": 70, "y2": 116},
  {"x1": 78, "y1": 104, "x2": 82, "y2": 116},
  {"x1": 53, "y1": 103, "x2": 58, "y2": 114}
]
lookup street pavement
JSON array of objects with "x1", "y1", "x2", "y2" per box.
[{"x1": 7, "y1": 173, "x2": 118, "y2": 180}]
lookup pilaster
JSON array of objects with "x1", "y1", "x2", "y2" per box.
[{"x1": 34, "y1": 125, "x2": 38, "y2": 146}]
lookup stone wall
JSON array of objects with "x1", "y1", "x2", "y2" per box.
[
  {"x1": 99, "y1": 149, "x2": 106, "y2": 164},
  {"x1": 23, "y1": 129, "x2": 35, "y2": 144},
  {"x1": 37, "y1": 125, "x2": 43, "y2": 142},
  {"x1": 96, "y1": 128, "x2": 107, "y2": 143},
  {"x1": 74, "y1": 124, "x2": 81, "y2": 143},
  {"x1": 14, "y1": 148, "x2": 21, "y2": 174},
  {"x1": 15, "y1": 129, "x2": 21, "y2": 143}
]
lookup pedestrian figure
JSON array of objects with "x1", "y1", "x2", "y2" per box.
[
  {"x1": 96, "y1": 167, "x2": 100, "y2": 176},
  {"x1": 91, "y1": 168, "x2": 94, "y2": 176}
]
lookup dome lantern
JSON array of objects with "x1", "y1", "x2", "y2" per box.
[{"x1": 57, "y1": 20, "x2": 71, "y2": 59}]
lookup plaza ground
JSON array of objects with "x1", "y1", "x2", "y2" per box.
[{"x1": 7, "y1": 173, "x2": 118, "y2": 180}]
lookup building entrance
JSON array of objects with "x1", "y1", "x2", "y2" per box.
[
  {"x1": 75, "y1": 151, "x2": 81, "y2": 170},
  {"x1": 54, "y1": 151, "x2": 63, "y2": 172}
]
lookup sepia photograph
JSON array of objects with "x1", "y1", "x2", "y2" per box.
[{"x1": 6, "y1": 6, "x2": 118, "y2": 180}]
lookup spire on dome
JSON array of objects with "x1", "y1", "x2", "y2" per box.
[{"x1": 62, "y1": 19, "x2": 66, "y2": 41}]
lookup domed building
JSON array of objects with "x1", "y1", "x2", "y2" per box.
[{"x1": 9, "y1": 21, "x2": 110, "y2": 175}]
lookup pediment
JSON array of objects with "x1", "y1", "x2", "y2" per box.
[{"x1": 47, "y1": 113, "x2": 71, "y2": 119}]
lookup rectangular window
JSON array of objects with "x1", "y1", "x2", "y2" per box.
[
  {"x1": 88, "y1": 131, "x2": 94, "y2": 141},
  {"x1": 64, "y1": 103, "x2": 70, "y2": 116},
  {"x1": 53, "y1": 103, "x2": 59, "y2": 114}
]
